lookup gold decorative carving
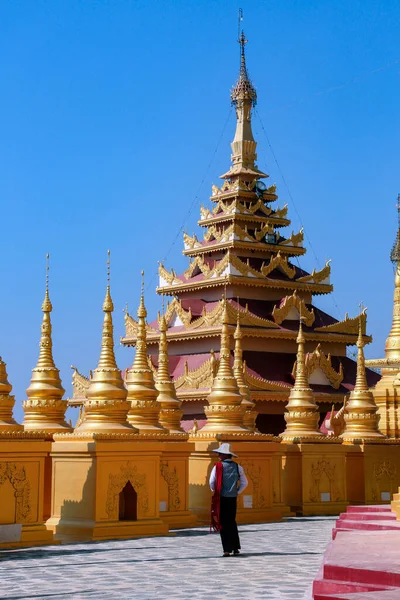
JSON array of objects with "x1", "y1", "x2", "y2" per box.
[
  {"x1": 316, "y1": 310, "x2": 367, "y2": 335},
  {"x1": 160, "y1": 461, "x2": 181, "y2": 511},
  {"x1": 292, "y1": 344, "x2": 344, "y2": 389},
  {"x1": 241, "y1": 461, "x2": 267, "y2": 508},
  {"x1": 164, "y1": 298, "x2": 192, "y2": 328},
  {"x1": 124, "y1": 312, "x2": 158, "y2": 337},
  {"x1": 106, "y1": 462, "x2": 148, "y2": 519},
  {"x1": 296, "y1": 260, "x2": 331, "y2": 284},
  {"x1": 158, "y1": 263, "x2": 181, "y2": 286},
  {"x1": 183, "y1": 232, "x2": 201, "y2": 249},
  {"x1": 244, "y1": 367, "x2": 291, "y2": 391},
  {"x1": 71, "y1": 366, "x2": 90, "y2": 400},
  {"x1": 272, "y1": 291, "x2": 315, "y2": 326},
  {"x1": 309, "y1": 460, "x2": 340, "y2": 502},
  {"x1": 280, "y1": 229, "x2": 304, "y2": 247},
  {"x1": 261, "y1": 252, "x2": 296, "y2": 279},
  {"x1": 174, "y1": 355, "x2": 219, "y2": 391},
  {"x1": 372, "y1": 460, "x2": 396, "y2": 502},
  {"x1": 0, "y1": 462, "x2": 32, "y2": 522}
]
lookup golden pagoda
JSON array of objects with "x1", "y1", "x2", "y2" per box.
[
  {"x1": 156, "y1": 313, "x2": 185, "y2": 434},
  {"x1": 341, "y1": 315, "x2": 383, "y2": 440},
  {"x1": 121, "y1": 32, "x2": 378, "y2": 435},
  {"x1": 126, "y1": 277, "x2": 166, "y2": 432},
  {"x1": 281, "y1": 319, "x2": 323, "y2": 441},
  {"x1": 23, "y1": 256, "x2": 71, "y2": 434},
  {"x1": 75, "y1": 253, "x2": 135, "y2": 434},
  {"x1": 0, "y1": 356, "x2": 22, "y2": 431},
  {"x1": 233, "y1": 310, "x2": 258, "y2": 432},
  {"x1": 366, "y1": 198, "x2": 400, "y2": 436}
]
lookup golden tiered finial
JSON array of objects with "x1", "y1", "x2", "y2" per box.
[
  {"x1": 126, "y1": 271, "x2": 166, "y2": 432},
  {"x1": 233, "y1": 304, "x2": 258, "y2": 432},
  {"x1": 385, "y1": 197, "x2": 400, "y2": 363},
  {"x1": 0, "y1": 356, "x2": 22, "y2": 431},
  {"x1": 156, "y1": 313, "x2": 184, "y2": 434},
  {"x1": 23, "y1": 254, "x2": 71, "y2": 434},
  {"x1": 341, "y1": 313, "x2": 384, "y2": 440},
  {"x1": 221, "y1": 23, "x2": 266, "y2": 180},
  {"x1": 76, "y1": 251, "x2": 135, "y2": 434},
  {"x1": 281, "y1": 318, "x2": 323, "y2": 441},
  {"x1": 201, "y1": 295, "x2": 246, "y2": 433}
]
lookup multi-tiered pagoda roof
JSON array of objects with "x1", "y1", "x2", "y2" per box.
[{"x1": 121, "y1": 32, "x2": 379, "y2": 434}]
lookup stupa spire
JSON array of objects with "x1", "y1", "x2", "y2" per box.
[
  {"x1": 76, "y1": 251, "x2": 135, "y2": 434},
  {"x1": 23, "y1": 254, "x2": 71, "y2": 434},
  {"x1": 341, "y1": 313, "x2": 383, "y2": 440},
  {"x1": 281, "y1": 318, "x2": 323, "y2": 441},
  {"x1": 126, "y1": 272, "x2": 166, "y2": 432},
  {"x1": 0, "y1": 356, "x2": 22, "y2": 431},
  {"x1": 222, "y1": 28, "x2": 266, "y2": 179},
  {"x1": 233, "y1": 307, "x2": 258, "y2": 431},
  {"x1": 156, "y1": 313, "x2": 184, "y2": 434},
  {"x1": 201, "y1": 296, "x2": 246, "y2": 433},
  {"x1": 385, "y1": 195, "x2": 400, "y2": 362}
]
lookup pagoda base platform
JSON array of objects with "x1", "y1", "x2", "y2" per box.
[
  {"x1": 282, "y1": 441, "x2": 348, "y2": 516},
  {"x1": 0, "y1": 436, "x2": 55, "y2": 548},
  {"x1": 47, "y1": 435, "x2": 172, "y2": 542},
  {"x1": 160, "y1": 510, "x2": 198, "y2": 528},
  {"x1": 188, "y1": 435, "x2": 290, "y2": 525}
]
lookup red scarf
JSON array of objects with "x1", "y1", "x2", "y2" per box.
[{"x1": 210, "y1": 461, "x2": 223, "y2": 532}]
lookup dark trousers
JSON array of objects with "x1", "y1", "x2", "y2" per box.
[{"x1": 219, "y1": 496, "x2": 240, "y2": 552}]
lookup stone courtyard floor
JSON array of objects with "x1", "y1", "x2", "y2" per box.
[{"x1": 0, "y1": 517, "x2": 335, "y2": 600}]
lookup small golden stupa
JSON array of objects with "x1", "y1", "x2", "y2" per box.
[
  {"x1": 233, "y1": 310, "x2": 258, "y2": 431},
  {"x1": 126, "y1": 274, "x2": 166, "y2": 432},
  {"x1": 156, "y1": 313, "x2": 185, "y2": 434},
  {"x1": 23, "y1": 255, "x2": 71, "y2": 434},
  {"x1": 281, "y1": 318, "x2": 323, "y2": 441},
  {"x1": 75, "y1": 252, "x2": 135, "y2": 434},
  {"x1": 0, "y1": 356, "x2": 23, "y2": 431},
  {"x1": 200, "y1": 297, "x2": 247, "y2": 433},
  {"x1": 341, "y1": 315, "x2": 384, "y2": 440}
]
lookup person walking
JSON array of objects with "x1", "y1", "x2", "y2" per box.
[{"x1": 209, "y1": 443, "x2": 248, "y2": 557}]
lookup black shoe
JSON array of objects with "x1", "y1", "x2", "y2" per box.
[
  {"x1": 222, "y1": 551, "x2": 231, "y2": 557},
  {"x1": 233, "y1": 550, "x2": 240, "y2": 555}
]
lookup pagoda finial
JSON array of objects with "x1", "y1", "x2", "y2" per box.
[
  {"x1": 0, "y1": 356, "x2": 22, "y2": 432},
  {"x1": 231, "y1": 27, "x2": 257, "y2": 108},
  {"x1": 23, "y1": 254, "x2": 71, "y2": 433},
  {"x1": 385, "y1": 198, "x2": 400, "y2": 363},
  {"x1": 76, "y1": 251, "x2": 135, "y2": 434}
]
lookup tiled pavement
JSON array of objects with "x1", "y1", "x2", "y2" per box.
[{"x1": 0, "y1": 517, "x2": 334, "y2": 600}]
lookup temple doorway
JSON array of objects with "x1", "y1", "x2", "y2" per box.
[{"x1": 118, "y1": 481, "x2": 137, "y2": 521}]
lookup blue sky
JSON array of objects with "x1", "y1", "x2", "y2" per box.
[{"x1": 1, "y1": 0, "x2": 399, "y2": 423}]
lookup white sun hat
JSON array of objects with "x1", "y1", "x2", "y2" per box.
[{"x1": 212, "y1": 443, "x2": 238, "y2": 457}]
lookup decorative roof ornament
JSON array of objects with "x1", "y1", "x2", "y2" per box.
[
  {"x1": 23, "y1": 254, "x2": 72, "y2": 434},
  {"x1": 231, "y1": 31, "x2": 257, "y2": 108},
  {"x1": 75, "y1": 250, "x2": 135, "y2": 434}
]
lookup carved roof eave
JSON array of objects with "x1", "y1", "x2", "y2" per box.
[
  {"x1": 156, "y1": 275, "x2": 333, "y2": 296},
  {"x1": 198, "y1": 213, "x2": 290, "y2": 228},
  {"x1": 182, "y1": 240, "x2": 306, "y2": 258},
  {"x1": 121, "y1": 326, "x2": 370, "y2": 347},
  {"x1": 177, "y1": 390, "x2": 346, "y2": 403}
]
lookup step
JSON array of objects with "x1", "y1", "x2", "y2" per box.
[
  {"x1": 314, "y1": 590, "x2": 400, "y2": 600},
  {"x1": 313, "y1": 576, "x2": 393, "y2": 596},
  {"x1": 347, "y1": 504, "x2": 392, "y2": 513},
  {"x1": 338, "y1": 512, "x2": 396, "y2": 521},
  {"x1": 335, "y1": 519, "x2": 400, "y2": 532}
]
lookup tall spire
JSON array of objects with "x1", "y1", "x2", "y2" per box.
[
  {"x1": 23, "y1": 254, "x2": 71, "y2": 434},
  {"x1": 385, "y1": 195, "x2": 400, "y2": 362},
  {"x1": 0, "y1": 356, "x2": 22, "y2": 431},
  {"x1": 341, "y1": 313, "x2": 383, "y2": 440},
  {"x1": 201, "y1": 297, "x2": 246, "y2": 433},
  {"x1": 281, "y1": 318, "x2": 323, "y2": 441},
  {"x1": 222, "y1": 28, "x2": 266, "y2": 180},
  {"x1": 156, "y1": 313, "x2": 184, "y2": 434},
  {"x1": 76, "y1": 251, "x2": 135, "y2": 434},
  {"x1": 233, "y1": 307, "x2": 258, "y2": 432},
  {"x1": 126, "y1": 272, "x2": 166, "y2": 432}
]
